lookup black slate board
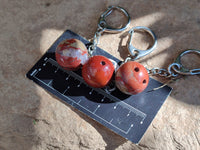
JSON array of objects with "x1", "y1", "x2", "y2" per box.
[{"x1": 26, "y1": 30, "x2": 172, "y2": 144}]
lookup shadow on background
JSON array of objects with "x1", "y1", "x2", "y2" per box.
[{"x1": 1, "y1": 0, "x2": 200, "y2": 149}]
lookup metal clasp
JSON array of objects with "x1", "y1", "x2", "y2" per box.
[
  {"x1": 98, "y1": 6, "x2": 130, "y2": 33},
  {"x1": 172, "y1": 49, "x2": 200, "y2": 75},
  {"x1": 127, "y1": 26, "x2": 157, "y2": 60}
]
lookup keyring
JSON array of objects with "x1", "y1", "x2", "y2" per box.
[
  {"x1": 88, "y1": 6, "x2": 131, "y2": 55},
  {"x1": 98, "y1": 6, "x2": 130, "y2": 33},
  {"x1": 171, "y1": 49, "x2": 200, "y2": 75},
  {"x1": 127, "y1": 26, "x2": 157, "y2": 60}
]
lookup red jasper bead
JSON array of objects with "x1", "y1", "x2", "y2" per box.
[
  {"x1": 82, "y1": 55, "x2": 115, "y2": 88},
  {"x1": 115, "y1": 61, "x2": 149, "y2": 95},
  {"x1": 55, "y1": 39, "x2": 88, "y2": 70}
]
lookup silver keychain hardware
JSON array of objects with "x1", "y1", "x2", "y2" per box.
[
  {"x1": 170, "y1": 49, "x2": 200, "y2": 76},
  {"x1": 98, "y1": 6, "x2": 130, "y2": 33},
  {"x1": 88, "y1": 6, "x2": 130, "y2": 56},
  {"x1": 148, "y1": 49, "x2": 200, "y2": 91},
  {"x1": 127, "y1": 26, "x2": 157, "y2": 60},
  {"x1": 148, "y1": 49, "x2": 200, "y2": 79},
  {"x1": 147, "y1": 67, "x2": 172, "y2": 78}
]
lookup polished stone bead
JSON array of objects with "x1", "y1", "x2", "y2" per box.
[
  {"x1": 115, "y1": 61, "x2": 149, "y2": 95},
  {"x1": 55, "y1": 39, "x2": 88, "y2": 70},
  {"x1": 82, "y1": 55, "x2": 115, "y2": 88}
]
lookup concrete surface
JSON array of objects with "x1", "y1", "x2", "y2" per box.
[{"x1": 0, "y1": 0, "x2": 200, "y2": 150}]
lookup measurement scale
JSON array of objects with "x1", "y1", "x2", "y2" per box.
[{"x1": 26, "y1": 30, "x2": 172, "y2": 143}]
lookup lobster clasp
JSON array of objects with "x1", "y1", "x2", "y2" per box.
[
  {"x1": 98, "y1": 6, "x2": 130, "y2": 33},
  {"x1": 172, "y1": 49, "x2": 200, "y2": 75},
  {"x1": 127, "y1": 26, "x2": 157, "y2": 60}
]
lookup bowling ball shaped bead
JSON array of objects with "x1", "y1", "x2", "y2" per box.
[
  {"x1": 115, "y1": 61, "x2": 149, "y2": 95},
  {"x1": 55, "y1": 39, "x2": 89, "y2": 70},
  {"x1": 82, "y1": 55, "x2": 115, "y2": 88}
]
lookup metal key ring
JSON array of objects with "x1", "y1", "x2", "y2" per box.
[
  {"x1": 127, "y1": 26, "x2": 157, "y2": 60},
  {"x1": 98, "y1": 6, "x2": 130, "y2": 33},
  {"x1": 172, "y1": 49, "x2": 200, "y2": 75}
]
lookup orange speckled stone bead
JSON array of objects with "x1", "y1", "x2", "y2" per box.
[
  {"x1": 82, "y1": 55, "x2": 115, "y2": 88},
  {"x1": 115, "y1": 61, "x2": 149, "y2": 95}
]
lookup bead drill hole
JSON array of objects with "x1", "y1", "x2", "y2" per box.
[
  {"x1": 143, "y1": 79, "x2": 146, "y2": 84},
  {"x1": 134, "y1": 67, "x2": 140, "y2": 72},
  {"x1": 101, "y1": 61, "x2": 106, "y2": 65}
]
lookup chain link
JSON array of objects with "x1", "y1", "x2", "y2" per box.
[
  {"x1": 88, "y1": 27, "x2": 105, "y2": 56},
  {"x1": 146, "y1": 67, "x2": 175, "y2": 91}
]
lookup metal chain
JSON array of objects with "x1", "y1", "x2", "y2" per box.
[
  {"x1": 88, "y1": 27, "x2": 105, "y2": 56},
  {"x1": 147, "y1": 68, "x2": 172, "y2": 78},
  {"x1": 146, "y1": 65, "x2": 180, "y2": 91},
  {"x1": 146, "y1": 63, "x2": 181, "y2": 79}
]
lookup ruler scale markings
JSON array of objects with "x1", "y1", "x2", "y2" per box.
[
  {"x1": 34, "y1": 71, "x2": 132, "y2": 133},
  {"x1": 93, "y1": 105, "x2": 100, "y2": 114},
  {"x1": 33, "y1": 71, "x2": 133, "y2": 134},
  {"x1": 30, "y1": 69, "x2": 37, "y2": 76},
  {"x1": 40, "y1": 58, "x2": 147, "y2": 123},
  {"x1": 48, "y1": 58, "x2": 146, "y2": 120},
  {"x1": 44, "y1": 57, "x2": 48, "y2": 61},
  {"x1": 35, "y1": 57, "x2": 146, "y2": 131}
]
